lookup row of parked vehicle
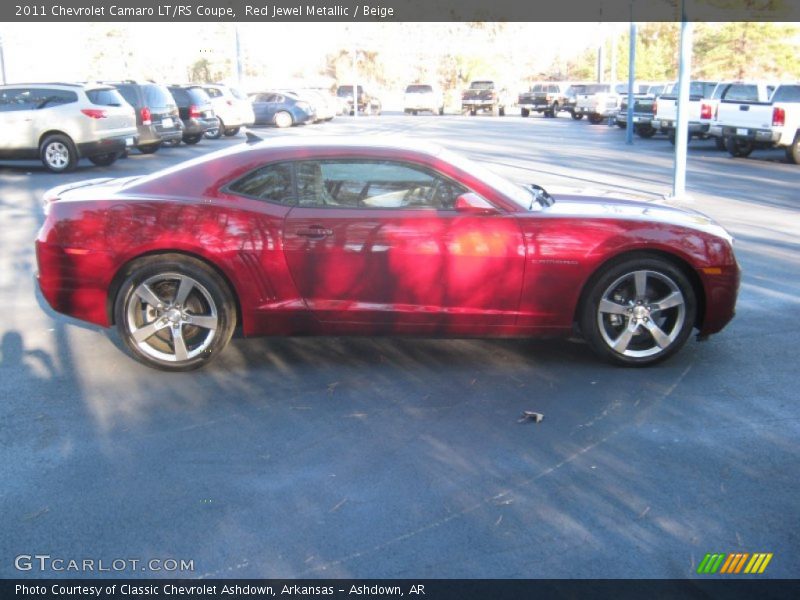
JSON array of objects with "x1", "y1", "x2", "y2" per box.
[
  {"x1": 0, "y1": 80, "x2": 353, "y2": 173},
  {"x1": 513, "y1": 79, "x2": 800, "y2": 164}
]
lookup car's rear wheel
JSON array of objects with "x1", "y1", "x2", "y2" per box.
[
  {"x1": 40, "y1": 134, "x2": 78, "y2": 173},
  {"x1": 182, "y1": 134, "x2": 202, "y2": 145},
  {"x1": 274, "y1": 111, "x2": 293, "y2": 128},
  {"x1": 571, "y1": 112, "x2": 583, "y2": 120},
  {"x1": 726, "y1": 136, "x2": 753, "y2": 158},
  {"x1": 588, "y1": 113, "x2": 604, "y2": 124},
  {"x1": 581, "y1": 256, "x2": 697, "y2": 366},
  {"x1": 784, "y1": 133, "x2": 799, "y2": 165},
  {"x1": 520, "y1": 108, "x2": 530, "y2": 118},
  {"x1": 88, "y1": 152, "x2": 120, "y2": 167},
  {"x1": 223, "y1": 127, "x2": 240, "y2": 136},
  {"x1": 636, "y1": 125, "x2": 656, "y2": 138},
  {"x1": 205, "y1": 119, "x2": 223, "y2": 139},
  {"x1": 114, "y1": 255, "x2": 236, "y2": 371},
  {"x1": 137, "y1": 143, "x2": 161, "y2": 154}
]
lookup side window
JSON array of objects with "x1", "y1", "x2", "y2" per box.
[
  {"x1": 24, "y1": 88, "x2": 77, "y2": 109},
  {"x1": 296, "y1": 160, "x2": 467, "y2": 210},
  {"x1": 0, "y1": 88, "x2": 34, "y2": 111},
  {"x1": 226, "y1": 163, "x2": 294, "y2": 205},
  {"x1": 205, "y1": 87, "x2": 222, "y2": 98}
]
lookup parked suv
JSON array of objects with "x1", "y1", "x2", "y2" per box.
[
  {"x1": 0, "y1": 82, "x2": 137, "y2": 172},
  {"x1": 166, "y1": 85, "x2": 219, "y2": 144},
  {"x1": 200, "y1": 84, "x2": 255, "y2": 138},
  {"x1": 107, "y1": 81, "x2": 183, "y2": 153},
  {"x1": 403, "y1": 84, "x2": 444, "y2": 115}
]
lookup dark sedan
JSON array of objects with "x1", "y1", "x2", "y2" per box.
[
  {"x1": 35, "y1": 138, "x2": 739, "y2": 371},
  {"x1": 250, "y1": 91, "x2": 314, "y2": 128}
]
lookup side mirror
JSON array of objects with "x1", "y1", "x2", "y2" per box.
[{"x1": 454, "y1": 193, "x2": 499, "y2": 215}]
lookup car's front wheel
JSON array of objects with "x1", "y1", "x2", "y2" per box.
[
  {"x1": 580, "y1": 256, "x2": 697, "y2": 366},
  {"x1": 205, "y1": 119, "x2": 223, "y2": 139},
  {"x1": 274, "y1": 111, "x2": 293, "y2": 128},
  {"x1": 40, "y1": 134, "x2": 78, "y2": 173},
  {"x1": 114, "y1": 255, "x2": 236, "y2": 371}
]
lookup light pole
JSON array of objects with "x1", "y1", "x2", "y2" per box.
[
  {"x1": 671, "y1": 0, "x2": 693, "y2": 199},
  {"x1": 626, "y1": 4, "x2": 636, "y2": 145}
]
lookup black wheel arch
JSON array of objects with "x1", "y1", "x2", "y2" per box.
[
  {"x1": 573, "y1": 249, "x2": 706, "y2": 334},
  {"x1": 39, "y1": 130, "x2": 78, "y2": 154},
  {"x1": 106, "y1": 250, "x2": 242, "y2": 329}
]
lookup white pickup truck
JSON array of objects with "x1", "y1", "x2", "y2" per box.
[
  {"x1": 573, "y1": 83, "x2": 622, "y2": 124},
  {"x1": 712, "y1": 83, "x2": 800, "y2": 163},
  {"x1": 651, "y1": 80, "x2": 718, "y2": 144}
]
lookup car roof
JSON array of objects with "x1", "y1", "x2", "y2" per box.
[{"x1": 0, "y1": 82, "x2": 105, "y2": 90}]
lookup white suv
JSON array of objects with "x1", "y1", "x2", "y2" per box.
[
  {"x1": 0, "y1": 83, "x2": 137, "y2": 172},
  {"x1": 404, "y1": 84, "x2": 444, "y2": 115},
  {"x1": 201, "y1": 84, "x2": 255, "y2": 139}
]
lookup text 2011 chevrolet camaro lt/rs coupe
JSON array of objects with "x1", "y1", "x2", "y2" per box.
[{"x1": 35, "y1": 137, "x2": 739, "y2": 371}]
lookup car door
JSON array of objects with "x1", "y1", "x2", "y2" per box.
[
  {"x1": 0, "y1": 88, "x2": 37, "y2": 155},
  {"x1": 282, "y1": 158, "x2": 526, "y2": 332}
]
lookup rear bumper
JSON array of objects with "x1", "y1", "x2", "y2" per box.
[
  {"x1": 76, "y1": 135, "x2": 135, "y2": 158},
  {"x1": 182, "y1": 117, "x2": 220, "y2": 136},
  {"x1": 720, "y1": 126, "x2": 780, "y2": 144},
  {"x1": 574, "y1": 106, "x2": 617, "y2": 117},
  {"x1": 654, "y1": 119, "x2": 708, "y2": 134},
  {"x1": 136, "y1": 124, "x2": 183, "y2": 146}
]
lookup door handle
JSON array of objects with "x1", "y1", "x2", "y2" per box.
[{"x1": 296, "y1": 226, "x2": 333, "y2": 239}]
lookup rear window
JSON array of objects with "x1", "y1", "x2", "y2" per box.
[
  {"x1": 470, "y1": 81, "x2": 495, "y2": 90},
  {"x1": 114, "y1": 85, "x2": 139, "y2": 106},
  {"x1": 337, "y1": 86, "x2": 362, "y2": 96},
  {"x1": 186, "y1": 87, "x2": 211, "y2": 104},
  {"x1": 771, "y1": 85, "x2": 800, "y2": 102},
  {"x1": 144, "y1": 84, "x2": 175, "y2": 108},
  {"x1": 722, "y1": 84, "x2": 758, "y2": 102},
  {"x1": 86, "y1": 88, "x2": 126, "y2": 106},
  {"x1": 584, "y1": 84, "x2": 610, "y2": 94},
  {"x1": 406, "y1": 85, "x2": 433, "y2": 93}
]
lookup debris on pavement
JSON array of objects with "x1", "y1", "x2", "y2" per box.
[{"x1": 518, "y1": 411, "x2": 544, "y2": 424}]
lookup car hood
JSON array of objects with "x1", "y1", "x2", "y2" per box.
[{"x1": 538, "y1": 193, "x2": 733, "y2": 241}]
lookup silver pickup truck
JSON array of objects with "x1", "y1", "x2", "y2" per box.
[{"x1": 713, "y1": 83, "x2": 800, "y2": 163}]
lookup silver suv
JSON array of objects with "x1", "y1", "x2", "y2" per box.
[{"x1": 0, "y1": 82, "x2": 137, "y2": 172}]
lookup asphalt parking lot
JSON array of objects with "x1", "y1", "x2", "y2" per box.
[{"x1": 1, "y1": 112, "x2": 798, "y2": 579}]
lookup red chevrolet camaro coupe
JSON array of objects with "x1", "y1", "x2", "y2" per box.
[{"x1": 35, "y1": 137, "x2": 739, "y2": 371}]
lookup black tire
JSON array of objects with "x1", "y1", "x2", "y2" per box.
[
  {"x1": 571, "y1": 112, "x2": 584, "y2": 120},
  {"x1": 39, "y1": 134, "x2": 78, "y2": 173},
  {"x1": 412, "y1": 110, "x2": 418, "y2": 116},
  {"x1": 223, "y1": 127, "x2": 240, "y2": 137},
  {"x1": 137, "y1": 143, "x2": 161, "y2": 154},
  {"x1": 549, "y1": 102, "x2": 559, "y2": 117},
  {"x1": 588, "y1": 113, "x2": 604, "y2": 125},
  {"x1": 204, "y1": 119, "x2": 223, "y2": 139},
  {"x1": 616, "y1": 121, "x2": 627, "y2": 129},
  {"x1": 668, "y1": 133, "x2": 676, "y2": 145},
  {"x1": 88, "y1": 152, "x2": 120, "y2": 167},
  {"x1": 714, "y1": 137, "x2": 726, "y2": 150},
  {"x1": 499, "y1": 106, "x2": 505, "y2": 116},
  {"x1": 113, "y1": 254, "x2": 237, "y2": 372},
  {"x1": 580, "y1": 254, "x2": 697, "y2": 367},
  {"x1": 726, "y1": 136, "x2": 753, "y2": 158},
  {"x1": 469, "y1": 109, "x2": 476, "y2": 116},
  {"x1": 438, "y1": 107, "x2": 445, "y2": 116},
  {"x1": 636, "y1": 125, "x2": 656, "y2": 138},
  {"x1": 786, "y1": 133, "x2": 800, "y2": 164},
  {"x1": 182, "y1": 134, "x2": 202, "y2": 145},
  {"x1": 521, "y1": 108, "x2": 530, "y2": 118}
]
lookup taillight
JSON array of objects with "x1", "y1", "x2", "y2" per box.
[
  {"x1": 140, "y1": 107, "x2": 152, "y2": 126},
  {"x1": 80, "y1": 108, "x2": 107, "y2": 119},
  {"x1": 189, "y1": 105, "x2": 202, "y2": 118},
  {"x1": 700, "y1": 103, "x2": 712, "y2": 120},
  {"x1": 772, "y1": 106, "x2": 785, "y2": 127}
]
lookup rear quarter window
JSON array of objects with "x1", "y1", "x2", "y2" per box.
[
  {"x1": 86, "y1": 88, "x2": 126, "y2": 106},
  {"x1": 772, "y1": 85, "x2": 800, "y2": 102}
]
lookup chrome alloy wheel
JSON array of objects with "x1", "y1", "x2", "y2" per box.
[
  {"x1": 44, "y1": 142, "x2": 70, "y2": 170},
  {"x1": 596, "y1": 270, "x2": 686, "y2": 359},
  {"x1": 125, "y1": 273, "x2": 218, "y2": 363}
]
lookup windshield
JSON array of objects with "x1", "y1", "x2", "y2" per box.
[
  {"x1": 440, "y1": 149, "x2": 535, "y2": 210},
  {"x1": 584, "y1": 84, "x2": 611, "y2": 94},
  {"x1": 406, "y1": 85, "x2": 433, "y2": 93},
  {"x1": 470, "y1": 81, "x2": 495, "y2": 90}
]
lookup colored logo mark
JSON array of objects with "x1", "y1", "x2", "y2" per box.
[{"x1": 697, "y1": 552, "x2": 773, "y2": 574}]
